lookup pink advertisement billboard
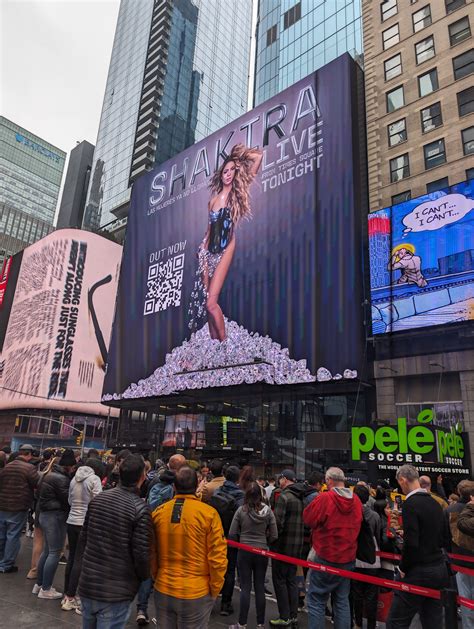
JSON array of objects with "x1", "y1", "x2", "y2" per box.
[{"x1": 0, "y1": 229, "x2": 122, "y2": 415}]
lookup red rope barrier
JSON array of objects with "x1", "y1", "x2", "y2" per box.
[
  {"x1": 376, "y1": 550, "x2": 474, "y2": 565},
  {"x1": 226, "y1": 541, "x2": 474, "y2": 608},
  {"x1": 458, "y1": 596, "x2": 474, "y2": 610},
  {"x1": 226, "y1": 540, "x2": 440, "y2": 600},
  {"x1": 448, "y1": 553, "x2": 474, "y2": 563},
  {"x1": 377, "y1": 550, "x2": 402, "y2": 561}
]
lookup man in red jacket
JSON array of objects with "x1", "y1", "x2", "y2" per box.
[{"x1": 303, "y1": 467, "x2": 362, "y2": 628}]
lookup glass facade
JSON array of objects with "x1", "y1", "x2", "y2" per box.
[
  {"x1": 0, "y1": 117, "x2": 66, "y2": 224},
  {"x1": 10, "y1": 412, "x2": 118, "y2": 452},
  {"x1": 83, "y1": 0, "x2": 155, "y2": 230},
  {"x1": 155, "y1": 0, "x2": 251, "y2": 165},
  {"x1": 116, "y1": 391, "x2": 367, "y2": 478},
  {"x1": 84, "y1": 0, "x2": 252, "y2": 231},
  {"x1": 0, "y1": 204, "x2": 54, "y2": 267},
  {"x1": 254, "y1": 0, "x2": 363, "y2": 105}
]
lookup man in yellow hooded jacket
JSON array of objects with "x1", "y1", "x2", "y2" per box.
[{"x1": 150, "y1": 466, "x2": 228, "y2": 628}]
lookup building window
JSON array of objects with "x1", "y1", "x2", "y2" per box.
[
  {"x1": 462, "y1": 126, "x2": 474, "y2": 154},
  {"x1": 385, "y1": 53, "x2": 402, "y2": 80},
  {"x1": 381, "y1": 0, "x2": 398, "y2": 21},
  {"x1": 457, "y1": 86, "x2": 474, "y2": 116},
  {"x1": 392, "y1": 190, "x2": 411, "y2": 204},
  {"x1": 383, "y1": 23, "x2": 400, "y2": 49},
  {"x1": 418, "y1": 68, "x2": 439, "y2": 97},
  {"x1": 445, "y1": 0, "x2": 466, "y2": 14},
  {"x1": 390, "y1": 153, "x2": 410, "y2": 182},
  {"x1": 388, "y1": 118, "x2": 407, "y2": 147},
  {"x1": 467, "y1": 167, "x2": 474, "y2": 180},
  {"x1": 266, "y1": 24, "x2": 277, "y2": 46},
  {"x1": 386, "y1": 85, "x2": 405, "y2": 112},
  {"x1": 453, "y1": 49, "x2": 474, "y2": 79},
  {"x1": 449, "y1": 17, "x2": 471, "y2": 46},
  {"x1": 424, "y1": 138, "x2": 446, "y2": 169},
  {"x1": 283, "y1": 2, "x2": 301, "y2": 30},
  {"x1": 415, "y1": 36, "x2": 435, "y2": 63},
  {"x1": 421, "y1": 102, "x2": 443, "y2": 133},
  {"x1": 413, "y1": 5, "x2": 432, "y2": 32},
  {"x1": 426, "y1": 177, "x2": 449, "y2": 193}
]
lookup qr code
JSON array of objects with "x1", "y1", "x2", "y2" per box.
[{"x1": 144, "y1": 254, "x2": 185, "y2": 315}]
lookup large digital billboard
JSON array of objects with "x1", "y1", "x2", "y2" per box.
[
  {"x1": 0, "y1": 229, "x2": 122, "y2": 415},
  {"x1": 103, "y1": 54, "x2": 366, "y2": 402},
  {"x1": 369, "y1": 180, "x2": 474, "y2": 334}
]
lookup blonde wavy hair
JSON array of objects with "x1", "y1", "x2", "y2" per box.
[{"x1": 209, "y1": 144, "x2": 255, "y2": 223}]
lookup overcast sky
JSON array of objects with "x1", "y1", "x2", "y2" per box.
[{"x1": 1, "y1": 0, "x2": 120, "y2": 153}]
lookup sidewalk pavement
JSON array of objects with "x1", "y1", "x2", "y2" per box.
[{"x1": 0, "y1": 537, "x2": 313, "y2": 628}]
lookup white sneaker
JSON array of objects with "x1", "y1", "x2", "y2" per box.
[
  {"x1": 38, "y1": 587, "x2": 63, "y2": 600},
  {"x1": 61, "y1": 597, "x2": 79, "y2": 611},
  {"x1": 32, "y1": 584, "x2": 41, "y2": 595}
]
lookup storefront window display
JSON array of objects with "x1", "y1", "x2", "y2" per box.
[{"x1": 114, "y1": 389, "x2": 368, "y2": 479}]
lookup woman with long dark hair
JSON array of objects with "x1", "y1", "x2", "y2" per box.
[
  {"x1": 188, "y1": 144, "x2": 262, "y2": 340},
  {"x1": 228, "y1": 482, "x2": 278, "y2": 628},
  {"x1": 238, "y1": 465, "x2": 255, "y2": 494}
]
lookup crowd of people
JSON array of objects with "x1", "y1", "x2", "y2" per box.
[{"x1": 0, "y1": 443, "x2": 474, "y2": 629}]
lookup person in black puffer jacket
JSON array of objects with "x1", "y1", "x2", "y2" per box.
[
  {"x1": 78, "y1": 454, "x2": 152, "y2": 628},
  {"x1": 34, "y1": 449, "x2": 75, "y2": 599}
]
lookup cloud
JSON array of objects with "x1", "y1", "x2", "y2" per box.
[{"x1": 1, "y1": 0, "x2": 119, "y2": 151}]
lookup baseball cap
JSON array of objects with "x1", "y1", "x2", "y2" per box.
[
  {"x1": 280, "y1": 469, "x2": 296, "y2": 482},
  {"x1": 19, "y1": 444, "x2": 34, "y2": 452}
]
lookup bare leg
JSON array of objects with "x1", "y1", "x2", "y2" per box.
[
  {"x1": 28, "y1": 526, "x2": 43, "y2": 578},
  {"x1": 206, "y1": 238, "x2": 235, "y2": 341},
  {"x1": 201, "y1": 258, "x2": 219, "y2": 340}
]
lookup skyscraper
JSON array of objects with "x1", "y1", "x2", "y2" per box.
[
  {"x1": 56, "y1": 140, "x2": 95, "y2": 229},
  {"x1": 362, "y1": 0, "x2": 474, "y2": 209},
  {"x1": 0, "y1": 116, "x2": 65, "y2": 264},
  {"x1": 0, "y1": 116, "x2": 65, "y2": 223},
  {"x1": 254, "y1": 0, "x2": 363, "y2": 105},
  {"x1": 83, "y1": 0, "x2": 253, "y2": 234},
  {"x1": 363, "y1": 0, "x2": 474, "y2": 469}
]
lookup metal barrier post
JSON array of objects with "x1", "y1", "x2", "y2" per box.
[{"x1": 441, "y1": 588, "x2": 458, "y2": 629}]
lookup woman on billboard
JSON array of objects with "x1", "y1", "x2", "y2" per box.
[{"x1": 189, "y1": 144, "x2": 262, "y2": 341}]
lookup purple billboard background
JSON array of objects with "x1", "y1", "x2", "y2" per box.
[{"x1": 103, "y1": 54, "x2": 366, "y2": 401}]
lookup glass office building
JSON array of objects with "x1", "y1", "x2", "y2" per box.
[
  {"x1": 254, "y1": 0, "x2": 363, "y2": 105},
  {"x1": 0, "y1": 204, "x2": 53, "y2": 267},
  {"x1": 0, "y1": 116, "x2": 66, "y2": 224},
  {"x1": 84, "y1": 0, "x2": 252, "y2": 232},
  {"x1": 0, "y1": 117, "x2": 64, "y2": 264},
  {"x1": 83, "y1": 0, "x2": 155, "y2": 231}
]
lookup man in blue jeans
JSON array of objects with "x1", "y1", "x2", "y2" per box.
[
  {"x1": 78, "y1": 454, "x2": 152, "y2": 629},
  {"x1": 0, "y1": 444, "x2": 38, "y2": 573},
  {"x1": 303, "y1": 467, "x2": 362, "y2": 629}
]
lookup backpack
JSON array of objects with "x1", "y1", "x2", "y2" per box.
[
  {"x1": 148, "y1": 480, "x2": 174, "y2": 511},
  {"x1": 210, "y1": 487, "x2": 238, "y2": 536},
  {"x1": 356, "y1": 517, "x2": 376, "y2": 564}
]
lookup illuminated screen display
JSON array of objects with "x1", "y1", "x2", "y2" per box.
[
  {"x1": 0, "y1": 229, "x2": 122, "y2": 415},
  {"x1": 163, "y1": 414, "x2": 205, "y2": 448},
  {"x1": 369, "y1": 179, "x2": 474, "y2": 334},
  {"x1": 103, "y1": 54, "x2": 366, "y2": 402}
]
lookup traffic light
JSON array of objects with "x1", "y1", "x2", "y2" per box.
[{"x1": 75, "y1": 431, "x2": 83, "y2": 446}]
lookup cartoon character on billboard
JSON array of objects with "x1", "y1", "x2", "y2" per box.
[
  {"x1": 188, "y1": 144, "x2": 262, "y2": 340},
  {"x1": 388, "y1": 243, "x2": 428, "y2": 288}
]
